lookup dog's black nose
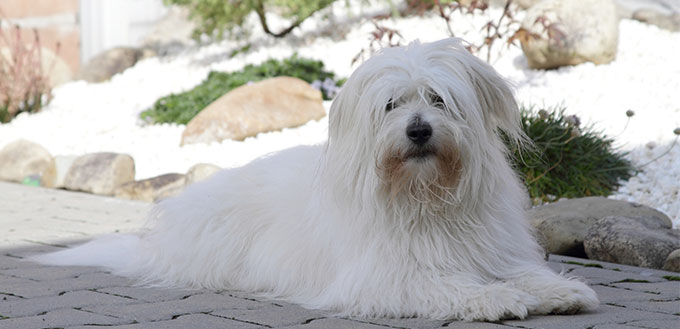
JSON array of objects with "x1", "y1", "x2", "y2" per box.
[{"x1": 406, "y1": 120, "x2": 432, "y2": 146}]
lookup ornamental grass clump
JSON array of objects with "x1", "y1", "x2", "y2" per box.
[
  {"x1": 0, "y1": 24, "x2": 55, "y2": 123},
  {"x1": 507, "y1": 106, "x2": 634, "y2": 203},
  {"x1": 141, "y1": 54, "x2": 342, "y2": 125}
]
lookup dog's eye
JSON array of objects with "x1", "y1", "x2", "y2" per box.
[
  {"x1": 430, "y1": 93, "x2": 445, "y2": 109},
  {"x1": 385, "y1": 98, "x2": 395, "y2": 112}
]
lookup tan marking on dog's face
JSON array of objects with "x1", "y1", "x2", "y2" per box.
[{"x1": 377, "y1": 144, "x2": 462, "y2": 201}]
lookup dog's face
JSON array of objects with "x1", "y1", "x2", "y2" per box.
[{"x1": 326, "y1": 38, "x2": 523, "y2": 206}]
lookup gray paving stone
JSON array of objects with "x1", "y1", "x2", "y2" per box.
[
  {"x1": 608, "y1": 280, "x2": 680, "y2": 299},
  {"x1": 592, "y1": 285, "x2": 664, "y2": 303},
  {"x1": 550, "y1": 255, "x2": 680, "y2": 279},
  {"x1": 0, "y1": 290, "x2": 135, "y2": 317},
  {"x1": 363, "y1": 317, "x2": 448, "y2": 329},
  {"x1": 502, "y1": 305, "x2": 678, "y2": 329},
  {"x1": 1, "y1": 271, "x2": 131, "y2": 298},
  {"x1": 438, "y1": 323, "x2": 515, "y2": 329},
  {"x1": 212, "y1": 304, "x2": 327, "y2": 327},
  {"x1": 623, "y1": 319, "x2": 680, "y2": 329},
  {"x1": 591, "y1": 324, "x2": 641, "y2": 329},
  {"x1": 0, "y1": 254, "x2": 42, "y2": 270},
  {"x1": 0, "y1": 307, "x2": 130, "y2": 329},
  {"x1": 616, "y1": 299, "x2": 680, "y2": 315},
  {"x1": 81, "y1": 292, "x2": 263, "y2": 323},
  {"x1": 0, "y1": 263, "x2": 104, "y2": 281},
  {"x1": 0, "y1": 273, "x2": 35, "y2": 286},
  {"x1": 567, "y1": 267, "x2": 666, "y2": 285},
  {"x1": 97, "y1": 285, "x2": 203, "y2": 303},
  {"x1": 71, "y1": 313, "x2": 263, "y2": 329},
  {"x1": 0, "y1": 293, "x2": 24, "y2": 302},
  {"x1": 281, "y1": 317, "x2": 395, "y2": 328}
]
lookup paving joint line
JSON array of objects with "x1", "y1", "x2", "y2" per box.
[{"x1": 203, "y1": 311, "x2": 273, "y2": 328}]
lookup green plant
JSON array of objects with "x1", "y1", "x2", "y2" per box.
[
  {"x1": 164, "y1": 0, "x2": 337, "y2": 39},
  {"x1": 506, "y1": 106, "x2": 634, "y2": 203},
  {"x1": 0, "y1": 24, "x2": 56, "y2": 123},
  {"x1": 663, "y1": 275, "x2": 680, "y2": 281},
  {"x1": 141, "y1": 55, "x2": 342, "y2": 124}
]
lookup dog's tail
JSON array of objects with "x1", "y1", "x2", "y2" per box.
[{"x1": 29, "y1": 234, "x2": 142, "y2": 275}]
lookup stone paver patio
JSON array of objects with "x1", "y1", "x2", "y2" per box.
[{"x1": 1, "y1": 182, "x2": 678, "y2": 329}]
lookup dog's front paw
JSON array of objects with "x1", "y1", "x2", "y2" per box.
[
  {"x1": 459, "y1": 285, "x2": 540, "y2": 322},
  {"x1": 530, "y1": 279, "x2": 599, "y2": 315}
]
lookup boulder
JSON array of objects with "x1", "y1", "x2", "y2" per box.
[
  {"x1": 0, "y1": 140, "x2": 56, "y2": 187},
  {"x1": 186, "y1": 163, "x2": 221, "y2": 185},
  {"x1": 181, "y1": 76, "x2": 325, "y2": 145},
  {"x1": 662, "y1": 249, "x2": 680, "y2": 272},
  {"x1": 584, "y1": 216, "x2": 680, "y2": 269},
  {"x1": 528, "y1": 197, "x2": 671, "y2": 257},
  {"x1": 76, "y1": 46, "x2": 155, "y2": 83},
  {"x1": 519, "y1": 0, "x2": 619, "y2": 69},
  {"x1": 114, "y1": 173, "x2": 186, "y2": 202},
  {"x1": 63, "y1": 153, "x2": 135, "y2": 195}
]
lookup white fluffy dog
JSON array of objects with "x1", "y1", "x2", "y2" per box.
[{"x1": 35, "y1": 38, "x2": 598, "y2": 321}]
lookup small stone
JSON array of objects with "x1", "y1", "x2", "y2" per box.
[
  {"x1": 63, "y1": 153, "x2": 135, "y2": 195},
  {"x1": 186, "y1": 163, "x2": 221, "y2": 185},
  {"x1": 114, "y1": 173, "x2": 186, "y2": 202},
  {"x1": 0, "y1": 140, "x2": 56, "y2": 187},
  {"x1": 584, "y1": 216, "x2": 680, "y2": 269},
  {"x1": 528, "y1": 197, "x2": 671, "y2": 257},
  {"x1": 662, "y1": 249, "x2": 680, "y2": 272}
]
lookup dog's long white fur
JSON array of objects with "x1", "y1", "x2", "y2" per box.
[{"x1": 33, "y1": 38, "x2": 598, "y2": 321}]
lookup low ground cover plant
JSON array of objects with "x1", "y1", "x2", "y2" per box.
[
  {"x1": 507, "y1": 106, "x2": 633, "y2": 203},
  {"x1": 141, "y1": 54, "x2": 343, "y2": 124}
]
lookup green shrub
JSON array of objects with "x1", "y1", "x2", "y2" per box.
[
  {"x1": 141, "y1": 55, "x2": 342, "y2": 125},
  {"x1": 506, "y1": 106, "x2": 634, "y2": 203},
  {"x1": 164, "y1": 0, "x2": 337, "y2": 39}
]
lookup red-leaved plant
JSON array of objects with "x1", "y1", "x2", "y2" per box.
[
  {"x1": 354, "y1": 0, "x2": 564, "y2": 64},
  {"x1": 0, "y1": 17, "x2": 58, "y2": 123}
]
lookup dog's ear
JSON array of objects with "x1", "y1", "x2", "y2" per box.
[{"x1": 465, "y1": 56, "x2": 526, "y2": 147}]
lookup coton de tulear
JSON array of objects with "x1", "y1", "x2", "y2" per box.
[{"x1": 34, "y1": 38, "x2": 598, "y2": 321}]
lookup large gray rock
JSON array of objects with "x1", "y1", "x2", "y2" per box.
[
  {"x1": 584, "y1": 216, "x2": 680, "y2": 269},
  {"x1": 186, "y1": 163, "x2": 221, "y2": 185},
  {"x1": 520, "y1": 0, "x2": 619, "y2": 69},
  {"x1": 662, "y1": 249, "x2": 680, "y2": 273},
  {"x1": 114, "y1": 173, "x2": 186, "y2": 202},
  {"x1": 181, "y1": 77, "x2": 326, "y2": 145},
  {"x1": 0, "y1": 140, "x2": 56, "y2": 187},
  {"x1": 63, "y1": 153, "x2": 135, "y2": 195},
  {"x1": 528, "y1": 197, "x2": 671, "y2": 256},
  {"x1": 76, "y1": 47, "x2": 155, "y2": 83}
]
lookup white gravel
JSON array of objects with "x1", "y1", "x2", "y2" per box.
[{"x1": 1, "y1": 5, "x2": 678, "y2": 226}]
